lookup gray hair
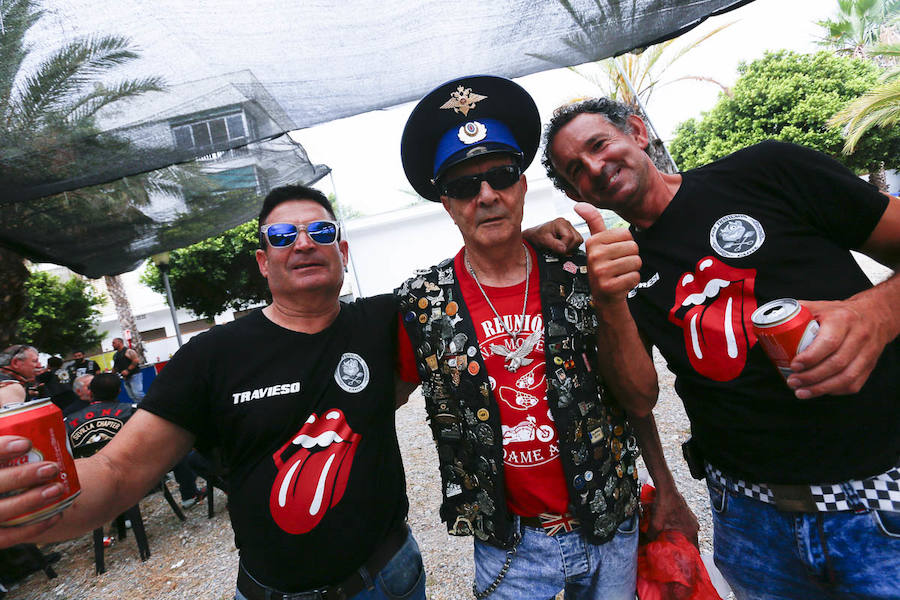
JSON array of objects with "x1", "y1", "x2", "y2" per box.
[
  {"x1": 73, "y1": 374, "x2": 93, "y2": 394},
  {"x1": 0, "y1": 345, "x2": 37, "y2": 367}
]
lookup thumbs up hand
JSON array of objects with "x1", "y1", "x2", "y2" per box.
[{"x1": 574, "y1": 202, "x2": 642, "y2": 306}]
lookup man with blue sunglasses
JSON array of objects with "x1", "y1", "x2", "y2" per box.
[{"x1": 0, "y1": 185, "x2": 428, "y2": 600}]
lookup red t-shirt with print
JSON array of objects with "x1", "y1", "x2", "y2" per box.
[{"x1": 397, "y1": 243, "x2": 569, "y2": 516}]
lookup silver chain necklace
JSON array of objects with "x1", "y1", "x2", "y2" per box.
[{"x1": 465, "y1": 243, "x2": 530, "y2": 342}]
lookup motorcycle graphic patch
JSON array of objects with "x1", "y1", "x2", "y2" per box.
[
  {"x1": 269, "y1": 409, "x2": 361, "y2": 534},
  {"x1": 709, "y1": 214, "x2": 765, "y2": 258},
  {"x1": 668, "y1": 256, "x2": 758, "y2": 381}
]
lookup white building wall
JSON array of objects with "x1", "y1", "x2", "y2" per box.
[
  {"x1": 33, "y1": 176, "x2": 617, "y2": 361},
  {"x1": 342, "y1": 177, "x2": 600, "y2": 297}
]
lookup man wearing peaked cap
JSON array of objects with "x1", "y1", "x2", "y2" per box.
[{"x1": 396, "y1": 75, "x2": 696, "y2": 599}]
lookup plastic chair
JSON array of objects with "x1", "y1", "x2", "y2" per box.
[
  {"x1": 73, "y1": 442, "x2": 185, "y2": 574},
  {"x1": 203, "y1": 453, "x2": 228, "y2": 519}
]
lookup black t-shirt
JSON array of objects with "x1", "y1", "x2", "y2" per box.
[
  {"x1": 628, "y1": 141, "x2": 898, "y2": 484},
  {"x1": 65, "y1": 401, "x2": 134, "y2": 449},
  {"x1": 140, "y1": 297, "x2": 408, "y2": 592},
  {"x1": 66, "y1": 359, "x2": 100, "y2": 382},
  {"x1": 112, "y1": 349, "x2": 133, "y2": 374}
]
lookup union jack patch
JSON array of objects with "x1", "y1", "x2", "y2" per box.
[{"x1": 538, "y1": 512, "x2": 580, "y2": 536}]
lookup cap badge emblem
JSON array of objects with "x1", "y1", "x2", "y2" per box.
[
  {"x1": 440, "y1": 86, "x2": 487, "y2": 116},
  {"x1": 458, "y1": 121, "x2": 487, "y2": 145}
]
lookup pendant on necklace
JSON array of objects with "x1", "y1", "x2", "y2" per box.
[{"x1": 490, "y1": 328, "x2": 541, "y2": 372}]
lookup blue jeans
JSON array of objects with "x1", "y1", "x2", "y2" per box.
[
  {"x1": 708, "y1": 482, "x2": 900, "y2": 599},
  {"x1": 473, "y1": 514, "x2": 639, "y2": 600},
  {"x1": 123, "y1": 373, "x2": 144, "y2": 401},
  {"x1": 234, "y1": 527, "x2": 425, "y2": 600}
]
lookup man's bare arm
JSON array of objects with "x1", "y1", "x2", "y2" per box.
[
  {"x1": 395, "y1": 378, "x2": 418, "y2": 409},
  {"x1": 122, "y1": 348, "x2": 141, "y2": 375},
  {"x1": 0, "y1": 410, "x2": 194, "y2": 547},
  {"x1": 0, "y1": 382, "x2": 25, "y2": 407},
  {"x1": 577, "y1": 203, "x2": 657, "y2": 416},
  {"x1": 629, "y1": 412, "x2": 699, "y2": 546},
  {"x1": 789, "y1": 194, "x2": 900, "y2": 398}
]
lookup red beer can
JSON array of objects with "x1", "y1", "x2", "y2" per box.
[
  {"x1": 751, "y1": 298, "x2": 819, "y2": 381},
  {"x1": 0, "y1": 399, "x2": 81, "y2": 526}
]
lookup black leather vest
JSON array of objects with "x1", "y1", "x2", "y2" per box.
[{"x1": 396, "y1": 250, "x2": 639, "y2": 548}]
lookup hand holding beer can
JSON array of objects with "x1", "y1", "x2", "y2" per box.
[
  {"x1": 0, "y1": 399, "x2": 80, "y2": 526},
  {"x1": 751, "y1": 298, "x2": 819, "y2": 383}
]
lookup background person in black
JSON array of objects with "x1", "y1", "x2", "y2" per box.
[
  {"x1": 0, "y1": 186, "x2": 426, "y2": 600},
  {"x1": 65, "y1": 351, "x2": 99, "y2": 384},
  {"x1": 65, "y1": 373, "x2": 134, "y2": 451},
  {"x1": 543, "y1": 97, "x2": 900, "y2": 599},
  {"x1": 111, "y1": 337, "x2": 143, "y2": 401},
  {"x1": 36, "y1": 357, "x2": 79, "y2": 414}
]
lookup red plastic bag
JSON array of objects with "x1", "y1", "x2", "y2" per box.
[{"x1": 637, "y1": 484, "x2": 722, "y2": 600}]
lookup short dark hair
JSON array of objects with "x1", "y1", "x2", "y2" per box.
[
  {"x1": 257, "y1": 185, "x2": 338, "y2": 249},
  {"x1": 541, "y1": 98, "x2": 637, "y2": 194},
  {"x1": 90, "y1": 373, "x2": 121, "y2": 402},
  {"x1": 47, "y1": 356, "x2": 63, "y2": 369}
]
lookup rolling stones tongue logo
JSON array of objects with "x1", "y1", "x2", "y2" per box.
[
  {"x1": 668, "y1": 256, "x2": 758, "y2": 381},
  {"x1": 269, "y1": 409, "x2": 360, "y2": 534}
]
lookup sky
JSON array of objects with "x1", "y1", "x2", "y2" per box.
[{"x1": 292, "y1": 0, "x2": 837, "y2": 216}]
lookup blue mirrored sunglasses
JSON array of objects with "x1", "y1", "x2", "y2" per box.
[{"x1": 260, "y1": 220, "x2": 340, "y2": 247}]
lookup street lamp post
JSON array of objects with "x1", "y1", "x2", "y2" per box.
[{"x1": 151, "y1": 252, "x2": 183, "y2": 347}]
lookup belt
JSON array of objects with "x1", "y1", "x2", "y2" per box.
[
  {"x1": 237, "y1": 520, "x2": 407, "y2": 600},
  {"x1": 519, "y1": 512, "x2": 580, "y2": 536},
  {"x1": 706, "y1": 464, "x2": 900, "y2": 513}
]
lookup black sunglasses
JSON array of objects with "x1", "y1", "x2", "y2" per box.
[
  {"x1": 440, "y1": 165, "x2": 521, "y2": 200},
  {"x1": 259, "y1": 220, "x2": 340, "y2": 248}
]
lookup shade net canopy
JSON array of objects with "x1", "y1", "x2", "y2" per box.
[{"x1": 1, "y1": 0, "x2": 752, "y2": 277}]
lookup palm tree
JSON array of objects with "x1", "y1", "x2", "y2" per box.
[
  {"x1": 0, "y1": 0, "x2": 164, "y2": 347},
  {"x1": 818, "y1": 0, "x2": 900, "y2": 61},
  {"x1": 819, "y1": 0, "x2": 900, "y2": 189},
  {"x1": 532, "y1": 0, "x2": 733, "y2": 174},
  {"x1": 568, "y1": 22, "x2": 735, "y2": 108},
  {"x1": 829, "y1": 44, "x2": 900, "y2": 156},
  {"x1": 567, "y1": 23, "x2": 734, "y2": 174},
  {"x1": 103, "y1": 274, "x2": 146, "y2": 361}
]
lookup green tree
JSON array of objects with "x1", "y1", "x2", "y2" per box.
[
  {"x1": 0, "y1": 0, "x2": 164, "y2": 347},
  {"x1": 17, "y1": 271, "x2": 105, "y2": 355},
  {"x1": 817, "y1": 0, "x2": 899, "y2": 186},
  {"x1": 669, "y1": 51, "x2": 900, "y2": 173},
  {"x1": 141, "y1": 221, "x2": 269, "y2": 320}
]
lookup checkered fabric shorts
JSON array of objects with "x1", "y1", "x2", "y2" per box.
[{"x1": 705, "y1": 464, "x2": 900, "y2": 513}]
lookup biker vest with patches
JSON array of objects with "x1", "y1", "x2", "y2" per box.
[{"x1": 396, "y1": 250, "x2": 639, "y2": 548}]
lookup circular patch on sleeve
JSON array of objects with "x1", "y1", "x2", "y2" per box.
[
  {"x1": 334, "y1": 353, "x2": 370, "y2": 393},
  {"x1": 709, "y1": 214, "x2": 765, "y2": 258}
]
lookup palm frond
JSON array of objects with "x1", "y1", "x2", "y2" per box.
[
  {"x1": 64, "y1": 77, "x2": 165, "y2": 123},
  {"x1": 664, "y1": 21, "x2": 736, "y2": 68},
  {"x1": 829, "y1": 76, "x2": 900, "y2": 151},
  {"x1": 870, "y1": 42, "x2": 900, "y2": 55},
  {"x1": 15, "y1": 35, "x2": 140, "y2": 130},
  {"x1": 0, "y1": 0, "x2": 42, "y2": 116}
]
